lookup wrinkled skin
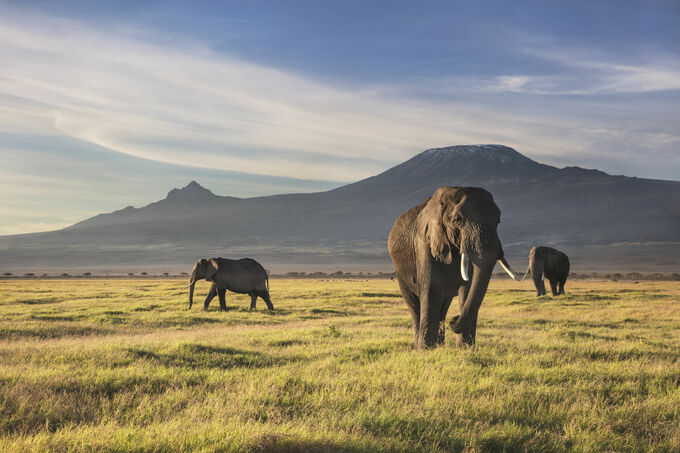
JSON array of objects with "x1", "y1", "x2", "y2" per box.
[
  {"x1": 188, "y1": 257, "x2": 273, "y2": 311},
  {"x1": 523, "y1": 246, "x2": 570, "y2": 296},
  {"x1": 388, "y1": 187, "x2": 519, "y2": 348}
]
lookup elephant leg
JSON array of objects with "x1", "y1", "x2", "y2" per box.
[
  {"x1": 397, "y1": 279, "x2": 420, "y2": 346},
  {"x1": 558, "y1": 278, "x2": 567, "y2": 295},
  {"x1": 437, "y1": 294, "x2": 454, "y2": 345},
  {"x1": 419, "y1": 286, "x2": 443, "y2": 349},
  {"x1": 533, "y1": 277, "x2": 542, "y2": 297},
  {"x1": 217, "y1": 288, "x2": 227, "y2": 311},
  {"x1": 261, "y1": 291, "x2": 274, "y2": 310},
  {"x1": 249, "y1": 293, "x2": 257, "y2": 310},
  {"x1": 203, "y1": 284, "x2": 217, "y2": 310},
  {"x1": 549, "y1": 279, "x2": 558, "y2": 296},
  {"x1": 538, "y1": 279, "x2": 547, "y2": 296}
]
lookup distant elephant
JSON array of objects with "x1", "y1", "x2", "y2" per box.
[
  {"x1": 388, "y1": 187, "x2": 520, "y2": 348},
  {"x1": 187, "y1": 257, "x2": 273, "y2": 310},
  {"x1": 522, "y1": 246, "x2": 570, "y2": 296}
]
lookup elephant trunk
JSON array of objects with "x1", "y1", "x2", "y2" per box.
[
  {"x1": 188, "y1": 280, "x2": 196, "y2": 309},
  {"x1": 532, "y1": 262, "x2": 545, "y2": 286},
  {"x1": 451, "y1": 259, "x2": 494, "y2": 344},
  {"x1": 188, "y1": 269, "x2": 198, "y2": 309},
  {"x1": 450, "y1": 228, "x2": 500, "y2": 345}
]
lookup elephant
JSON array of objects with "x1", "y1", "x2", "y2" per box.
[
  {"x1": 186, "y1": 257, "x2": 273, "y2": 310},
  {"x1": 388, "y1": 186, "x2": 520, "y2": 348},
  {"x1": 522, "y1": 246, "x2": 570, "y2": 296}
]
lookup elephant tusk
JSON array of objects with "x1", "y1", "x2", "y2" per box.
[
  {"x1": 498, "y1": 257, "x2": 520, "y2": 281},
  {"x1": 460, "y1": 253, "x2": 470, "y2": 281},
  {"x1": 183, "y1": 281, "x2": 195, "y2": 289}
]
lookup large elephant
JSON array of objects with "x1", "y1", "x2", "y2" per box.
[
  {"x1": 187, "y1": 257, "x2": 273, "y2": 310},
  {"x1": 522, "y1": 246, "x2": 570, "y2": 296},
  {"x1": 388, "y1": 186, "x2": 519, "y2": 348}
]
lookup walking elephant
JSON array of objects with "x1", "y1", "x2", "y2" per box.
[
  {"x1": 388, "y1": 186, "x2": 520, "y2": 348},
  {"x1": 522, "y1": 246, "x2": 570, "y2": 296},
  {"x1": 186, "y1": 257, "x2": 273, "y2": 310}
]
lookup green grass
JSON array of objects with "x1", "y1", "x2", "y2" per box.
[{"x1": 0, "y1": 278, "x2": 679, "y2": 452}]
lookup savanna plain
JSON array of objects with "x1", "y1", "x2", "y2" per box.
[{"x1": 0, "y1": 277, "x2": 679, "y2": 452}]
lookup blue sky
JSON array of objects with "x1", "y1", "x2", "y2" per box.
[{"x1": 1, "y1": 0, "x2": 679, "y2": 234}]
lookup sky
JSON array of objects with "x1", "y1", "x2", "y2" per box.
[{"x1": 1, "y1": 0, "x2": 679, "y2": 235}]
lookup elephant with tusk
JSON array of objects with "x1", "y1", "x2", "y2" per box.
[
  {"x1": 388, "y1": 186, "x2": 519, "y2": 348},
  {"x1": 522, "y1": 246, "x2": 570, "y2": 296},
  {"x1": 187, "y1": 257, "x2": 273, "y2": 311}
]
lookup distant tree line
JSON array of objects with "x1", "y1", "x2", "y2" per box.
[{"x1": 2, "y1": 271, "x2": 677, "y2": 281}]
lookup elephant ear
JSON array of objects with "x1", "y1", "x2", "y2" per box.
[
  {"x1": 420, "y1": 195, "x2": 452, "y2": 264},
  {"x1": 205, "y1": 259, "x2": 219, "y2": 281}
]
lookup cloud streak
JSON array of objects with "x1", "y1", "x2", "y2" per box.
[
  {"x1": 1, "y1": 15, "x2": 462, "y2": 181},
  {"x1": 4, "y1": 13, "x2": 677, "y2": 184},
  {"x1": 486, "y1": 45, "x2": 680, "y2": 95}
]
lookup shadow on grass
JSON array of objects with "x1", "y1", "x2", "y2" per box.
[
  {"x1": 251, "y1": 434, "x2": 394, "y2": 453},
  {"x1": 355, "y1": 414, "x2": 464, "y2": 452},
  {"x1": 12, "y1": 297, "x2": 65, "y2": 305},
  {"x1": 131, "y1": 304, "x2": 161, "y2": 312},
  {"x1": 309, "y1": 308, "x2": 348, "y2": 315},
  {"x1": 559, "y1": 329, "x2": 618, "y2": 342},
  {"x1": 267, "y1": 339, "x2": 309, "y2": 348},
  {"x1": 361, "y1": 292, "x2": 401, "y2": 298},
  {"x1": 0, "y1": 324, "x2": 113, "y2": 340},
  {"x1": 127, "y1": 343, "x2": 290, "y2": 369}
]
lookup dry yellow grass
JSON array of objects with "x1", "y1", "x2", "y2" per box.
[{"x1": 0, "y1": 278, "x2": 679, "y2": 452}]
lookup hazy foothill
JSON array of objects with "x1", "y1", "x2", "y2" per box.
[{"x1": 2, "y1": 145, "x2": 679, "y2": 275}]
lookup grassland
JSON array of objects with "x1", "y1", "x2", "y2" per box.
[{"x1": 0, "y1": 278, "x2": 679, "y2": 452}]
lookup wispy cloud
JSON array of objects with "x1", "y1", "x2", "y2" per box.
[
  {"x1": 2, "y1": 14, "x2": 470, "y2": 181},
  {"x1": 486, "y1": 45, "x2": 680, "y2": 95},
  {"x1": 1, "y1": 12, "x2": 679, "y2": 203}
]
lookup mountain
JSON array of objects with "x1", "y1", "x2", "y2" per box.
[{"x1": 2, "y1": 145, "x2": 679, "y2": 273}]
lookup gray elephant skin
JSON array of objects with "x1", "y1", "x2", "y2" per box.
[
  {"x1": 388, "y1": 187, "x2": 520, "y2": 348},
  {"x1": 187, "y1": 257, "x2": 273, "y2": 310},
  {"x1": 522, "y1": 246, "x2": 570, "y2": 296}
]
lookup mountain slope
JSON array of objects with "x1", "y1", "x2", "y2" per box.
[{"x1": 1, "y1": 145, "x2": 679, "y2": 272}]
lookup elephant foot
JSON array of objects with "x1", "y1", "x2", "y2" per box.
[
  {"x1": 456, "y1": 335, "x2": 476, "y2": 347},
  {"x1": 449, "y1": 315, "x2": 464, "y2": 334}
]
